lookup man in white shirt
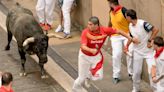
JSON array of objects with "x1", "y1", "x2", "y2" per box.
[{"x1": 125, "y1": 9, "x2": 159, "y2": 92}]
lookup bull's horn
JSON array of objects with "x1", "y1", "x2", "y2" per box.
[
  {"x1": 47, "y1": 33, "x2": 63, "y2": 38},
  {"x1": 23, "y1": 37, "x2": 35, "y2": 47}
]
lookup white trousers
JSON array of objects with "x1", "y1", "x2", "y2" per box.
[
  {"x1": 111, "y1": 35, "x2": 133, "y2": 78},
  {"x1": 132, "y1": 51, "x2": 156, "y2": 91},
  {"x1": 72, "y1": 50, "x2": 103, "y2": 92},
  {"x1": 62, "y1": 0, "x2": 74, "y2": 34},
  {"x1": 36, "y1": 0, "x2": 55, "y2": 25},
  {"x1": 156, "y1": 79, "x2": 164, "y2": 92}
]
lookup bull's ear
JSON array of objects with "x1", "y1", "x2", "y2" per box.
[{"x1": 23, "y1": 37, "x2": 35, "y2": 47}]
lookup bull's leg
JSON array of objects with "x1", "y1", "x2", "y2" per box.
[
  {"x1": 5, "y1": 31, "x2": 12, "y2": 50},
  {"x1": 39, "y1": 63, "x2": 48, "y2": 79},
  {"x1": 18, "y1": 47, "x2": 27, "y2": 76}
]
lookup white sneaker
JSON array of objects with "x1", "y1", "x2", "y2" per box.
[
  {"x1": 55, "y1": 25, "x2": 63, "y2": 32},
  {"x1": 84, "y1": 78, "x2": 91, "y2": 88}
]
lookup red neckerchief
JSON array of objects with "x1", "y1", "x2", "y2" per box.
[
  {"x1": 112, "y1": 5, "x2": 122, "y2": 14},
  {"x1": 88, "y1": 27, "x2": 101, "y2": 35},
  {"x1": 155, "y1": 47, "x2": 164, "y2": 58}
]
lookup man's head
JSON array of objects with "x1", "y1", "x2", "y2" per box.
[
  {"x1": 2, "y1": 72, "x2": 13, "y2": 86},
  {"x1": 88, "y1": 16, "x2": 100, "y2": 32},
  {"x1": 125, "y1": 9, "x2": 137, "y2": 22},
  {"x1": 107, "y1": 0, "x2": 119, "y2": 11},
  {"x1": 153, "y1": 36, "x2": 164, "y2": 50}
]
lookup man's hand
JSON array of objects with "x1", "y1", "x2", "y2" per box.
[
  {"x1": 147, "y1": 42, "x2": 152, "y2": 48},
  {"x1": 90, "y1": 48, "x2": 98, "y2": 55},
  {"x1": 147, "y1": 40, "x2": 153, "y2": 48},
  {"x1": 152, "y1": 76, "x2": 158, "y2": 83},
  {"x1": 81, "y1": 45, "x2": 98, "y2": 55},
  {"x1": 123, "y1": 46, "x2": 128, "y2": 53},
  {"x1": 132, "y1": 37, "x2": 140, "y2": 44},
  {"x1": 102, "y1": 35, "x2": 107, "y2": 38},
  {"x1": 123, "y1": 46, "x2": 132, "y2": 57}
]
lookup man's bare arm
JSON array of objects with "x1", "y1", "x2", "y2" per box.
[{"x1": 86, "y1": 32, "x2": 107, "y2": 40}]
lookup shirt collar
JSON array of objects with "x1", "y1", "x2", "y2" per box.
[{"x1": 112, "y1": 5, "x2": 122, "y2": 13}]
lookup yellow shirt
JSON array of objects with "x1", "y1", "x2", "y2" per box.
[{"x1": 110, "y1": 8, "x2": 129, "y2": 36}]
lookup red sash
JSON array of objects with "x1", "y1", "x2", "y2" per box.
[{"x1": 90, "y1": 52, "x2": 104, "y2": 76}]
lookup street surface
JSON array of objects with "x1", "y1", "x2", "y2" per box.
[
  {"x1": 0, "y1": 0, "x2": 154, "y2": 92},
  {"x1": 0, "y1": 26, "x2": 66, "y2": 92}
]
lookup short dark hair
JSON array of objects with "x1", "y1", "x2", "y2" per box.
[
  {"x1": 126, "y1": 9, "x2": 137, "y2": 19},
  {"x1": 154, "y1": 36, "x2": 164, "y2": 47},
  {"x1": 2, "y1": 72, "x2": 13, "y2": 86},
  {"x1": 89, "y1": 16, "x2": 100, "y2": 26},
  {"x1": 107, "y1": 0, "x2": 119, "y2": 5}
]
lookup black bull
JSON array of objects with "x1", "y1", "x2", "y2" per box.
[{"x1": 4, "y1": 5, "x2": 56, "y2": 78}]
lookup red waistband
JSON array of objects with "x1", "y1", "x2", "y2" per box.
[{"x1": 81, "y1": 49, "x2": 100, "y2": 56}]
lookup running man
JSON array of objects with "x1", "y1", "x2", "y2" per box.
[{"x1": 72, "y1": 16, "x2": 134, "y2": 92}]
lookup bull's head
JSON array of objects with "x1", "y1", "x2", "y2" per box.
[
  {"x1": 23, "y1": 34, "x2": 49, "y2": 64},
  {"x1": 22, "y1": 33, "x2": 63, "y2": 63}
]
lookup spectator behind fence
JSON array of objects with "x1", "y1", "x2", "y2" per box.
[
  {"x1": 0, "y1": 72, "x2": 14, "y2": 92},
  {"x1": 55, "y1": 0, "x2": 76, "y2": 39},
  {"x1": 36, "y1": 0, "x2": 56, "y2": 31}
]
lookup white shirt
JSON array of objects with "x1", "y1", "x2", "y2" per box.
[
  {"x1": 155, "y1": 51, "x2": 164, "y2": 89},
  {"x1": 156, "y1": 51, "x2": 164, "y2": 78},
  {"x1": 129, "y1": 19, "x2": 154, "y2": 57}
]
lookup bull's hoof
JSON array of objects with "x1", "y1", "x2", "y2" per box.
[
  {"x1": 19, "y1": 72, "x2": 27, "y2": 77},
  {"x1": 5, "y1": 46, "x2": 10, "y2": 50},
  {"x1": 41, "y1": 75, "x2": 48, "y2": 79}
]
